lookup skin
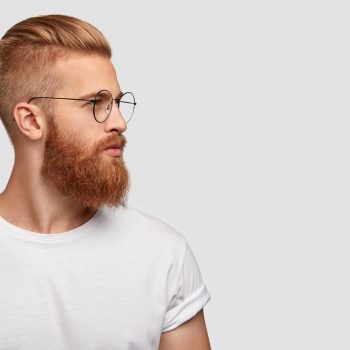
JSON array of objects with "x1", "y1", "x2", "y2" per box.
[
  {"x1": 0, "y1": 54, "x2": 130, "y2": 233},
  {"x1": 0, "y1": 53, "x2": 212, "y2": 348},
  {"x1": 159, "y1": 309, "x2": 212, "y2": 350}
]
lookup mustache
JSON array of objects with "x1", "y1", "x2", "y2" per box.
[{"x1": 99, "y1": 134, "x2": 127, "y2": 151}]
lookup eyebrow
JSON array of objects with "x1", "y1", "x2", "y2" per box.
[{"x1": 79, "y1": 90, "x2": 124, "y2": 100}]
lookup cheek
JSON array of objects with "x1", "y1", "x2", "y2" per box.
[
  {"x1": 66, "y1": 116, "x2": 95, "y2": 138},
  {"x1": 53, "y1": 105, "x2": 102, "y2": 151},
  {"x1": 79, "y1": 129, "x2": 102, "y2": 153},
  {"x1": 56, "y1": 102, "x2": 93, "y2": 127}
]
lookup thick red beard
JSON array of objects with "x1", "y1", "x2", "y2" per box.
[{"x1": 40, "y1": 116, "x2": 131, "y2": 212}]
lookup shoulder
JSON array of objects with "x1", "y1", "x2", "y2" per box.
[{"x1": 101, "y1": 204, "x2": 188, "y2": 254}]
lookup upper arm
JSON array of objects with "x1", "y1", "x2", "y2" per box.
[{"x1": 159, "y1": 309, "x2": 211, "y2": 350}]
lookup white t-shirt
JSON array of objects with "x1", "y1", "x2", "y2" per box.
[{"x1": 0, "y1": 205, "x2": 211, "y2": 350}]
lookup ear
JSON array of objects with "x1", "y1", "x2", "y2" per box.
[{"x1": 12, "y1": 102, "x2": 46, "y2": 141}]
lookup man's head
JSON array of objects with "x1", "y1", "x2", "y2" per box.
[{"x1": 0, "y1": 14, "x2": 131, "y2": 211}]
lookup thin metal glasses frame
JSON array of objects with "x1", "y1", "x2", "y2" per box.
[{"x1": 25, "y1": 89, "x2": 137, "y2": 123}]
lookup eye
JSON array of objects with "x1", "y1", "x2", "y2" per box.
[{"x1": 82, "y1": 100, "x2": 95, "y2": 108}]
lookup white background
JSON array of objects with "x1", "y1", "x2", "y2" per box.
[{"x1": 1, "y1": 1, "x2": 349, "y2": 349}]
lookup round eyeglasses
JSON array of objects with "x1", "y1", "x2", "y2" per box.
[{"x1": 26, "y1": 90, "x2": 137, "y2": 123}]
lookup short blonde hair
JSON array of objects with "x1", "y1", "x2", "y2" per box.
[{"x1": 0, "y1": 14, "x2": 112, "y2": 146}]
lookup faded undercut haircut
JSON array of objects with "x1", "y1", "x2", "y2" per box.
[{"x1": 0, "y1": 14, "x2": 112, "y2": 147}]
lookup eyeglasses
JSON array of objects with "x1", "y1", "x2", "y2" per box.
[{"x1": 26, "y1": 90, "x2": 137, "y2": 123}]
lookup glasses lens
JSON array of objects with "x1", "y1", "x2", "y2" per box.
[
  {"x1": 94, "y1": 90, "x2": 113, "y2": 122},
  {"x1": 119, "y1": 92, "x2": 136, "y2": 123}
]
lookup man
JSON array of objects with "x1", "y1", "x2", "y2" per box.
[{"x1": 0, "y1": 14, "x2": 211, "y2": 349}]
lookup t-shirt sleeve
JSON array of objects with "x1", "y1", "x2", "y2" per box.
[{"x1": 162, "y1": 238, "x2": 211, "y2": 332}]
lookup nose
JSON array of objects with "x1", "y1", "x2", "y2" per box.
[{"x1": 103, "y1": 101, "x2": 127, "y2": 134}]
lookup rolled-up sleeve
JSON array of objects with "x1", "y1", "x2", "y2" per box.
[{"x1": 162, "y1": 238, "x2": 211, "y2": 332}]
